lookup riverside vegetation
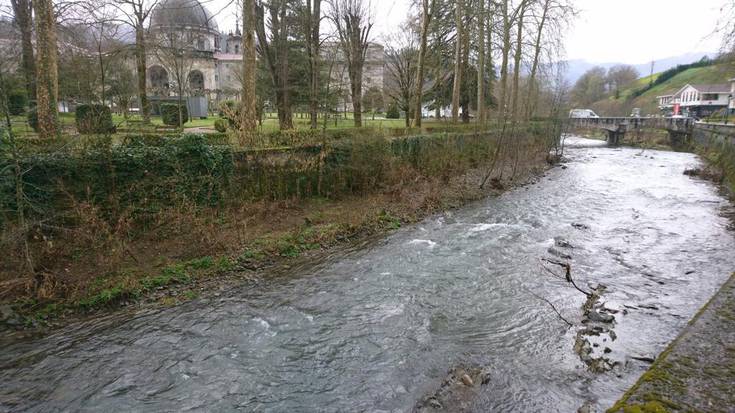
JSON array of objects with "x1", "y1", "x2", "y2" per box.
[{"x1": 0, "y1": 121, "x2": 560, "y2": 327}]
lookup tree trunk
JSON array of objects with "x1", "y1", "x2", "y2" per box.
[
  {"x1": 451, "y1": 0, "x2": 463, "y2": 124},
  {"x1": 510, "y1": 1, "x2": 526, "y2": 120},
  {"x1": 10, "y1": 0, "x2": 35, "y2": 102},
  {"x1": 498, "y1": 0, "x2": 510, "y2": 119},
  {"x1": 135, "y1": 23, "x2": 150, "y2": 123},
  {"x1": 413, "y1": 0, "x2": 432, "y2": 128},
  {"x1": 486, "y1": 6, "x2": 493, "y2": 114},
  {"x1": 526, "y1": 0, "x2": 550, "y2": 120},
  {"x1": 306, "y1": 0, "x2": 321, "y2": 129},
  {"x1": 241, "y1": 0, "x2": 258, "y2": 140},
  {"x1": 34, "y1": 0, "x2": 59, "y2": 139},
  {"x1": 476, "y1": 0, "x2": 485, "y2": 124},
  {"x1": 461, "y1": 26, "x2": 470, "y2": 124},
  {"x1": 276, "y1": 3, "x2": 293, "y2": 130},
  {"x1": 351, "y1": 61, "x2": 363, "y2": 127}
]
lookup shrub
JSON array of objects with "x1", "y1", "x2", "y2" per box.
[
  {"x1": 75, "y1": 104, "x2": 116, "y2": 134},
  {"x1": 160, "y1": 103, "x2": 189, "y2": 126},
  {"x1": 214, "y1": 118, "x2": 228, "y2": 133},
  {"x1": 8, "y1": 91, "x2": 27, "y2": 116},
  {"x1": 27, "y1": 107, "x2": 39, "y2": 132},
  {"x1": 218, "y1": 100, "x2": 237, "y2": 117},
  {"x1": 0, "y1": 133, "x2": 234, "y2": 220},
  {"x1": 218, "y1": 100, "x2": 240, "y2": 128},
  {"x1": 386, "y1": 103, "x2": 400, "y2": 119}
]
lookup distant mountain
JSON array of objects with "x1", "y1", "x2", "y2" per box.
[{"x1": 564, "y1": 52, "x2": 717, "y2": 83}]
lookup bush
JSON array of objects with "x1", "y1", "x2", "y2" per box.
[
  {"x1": 214, "y1": 118, "x2": 228, "y2": 133},
  {"x1": 27, "y1": 107, "x2": 39, "y2": 132},
  {"x1": 160, "y1": 103, "x2": 189, "y2": 126},
  {"x1": 75, "y1": 104, "x2": 116, "y2": 134},
  {"x1": 218, "y1": 100, "x2": 237, "y2": 117},
  {"x1": 0, "y1": 134, "x2": 234, "y2": 220},
  {"x1": 386, "y1": 103, "x2": 400, "y2": 119},
  {"x1": 218, "y1": 100, "x2": 240, "y2": 128},
  {"x1": 8, "y1": 92, "x2": 27, "y2": 116}
]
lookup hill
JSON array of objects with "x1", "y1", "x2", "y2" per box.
[
  {"x1": 564, "y1": 51, "x2": 717, "y2": 83},
  {"x1": 590, "y1": 61, "x2": 735, "y2": 117}
]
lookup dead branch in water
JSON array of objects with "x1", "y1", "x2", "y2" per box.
[
  {"x1": 540, "y1": 258, "x2": 592, "y2": 297},
  {"x1": 527, "y1": 289, "x2": 574, "y2": 328}
]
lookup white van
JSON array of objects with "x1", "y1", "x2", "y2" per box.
[{"x1": 569, "y1": 109, "x2": 599, "y2": 118}]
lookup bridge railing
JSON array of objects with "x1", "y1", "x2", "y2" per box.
[{"x1": 568, "y1": 117, "x2": 694, "y2": 131}]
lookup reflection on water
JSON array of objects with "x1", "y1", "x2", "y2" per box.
[{"x1": 2, "y1": 137, "x2": 734, "y2": 412}]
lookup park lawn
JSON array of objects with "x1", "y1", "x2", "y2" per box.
[{"x1": 7, "y1": 111, "x2": 460, "y2": 142}]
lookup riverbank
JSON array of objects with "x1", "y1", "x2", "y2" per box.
[
  {"x1": 607, "y1": 273, "x2": 735, "y2": 413},
  {"x1": 0, "y1": 131, "x2": 555, "y2": 334}
]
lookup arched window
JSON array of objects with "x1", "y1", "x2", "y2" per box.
[
  {"x1": 188, "y1": 70, "x2": 205, "y2": 94},
  {"x1": 149, "y1": 65, "x2": 169, "y2": 96}
]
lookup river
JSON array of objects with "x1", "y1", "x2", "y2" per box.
[{"x1": 2, "y1": 137, "x2": 734, "y2": 412}]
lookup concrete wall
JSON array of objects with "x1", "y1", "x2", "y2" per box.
[{"x1": 692, "y1": 123, "x2": 735, "y2": 147}]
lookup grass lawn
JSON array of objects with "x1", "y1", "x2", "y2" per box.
[{"x1": 8, "y1": 111, "x2": 459, "y2": 139}]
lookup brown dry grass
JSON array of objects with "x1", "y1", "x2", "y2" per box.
[{"x1": 0, "y1": 143, "x2": 550, "y2": 318}]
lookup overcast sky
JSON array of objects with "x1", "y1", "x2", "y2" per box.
[{"x1": 208, "y1": 0, "x2": 724, "y2": 64}]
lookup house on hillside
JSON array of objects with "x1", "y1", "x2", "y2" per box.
[
  {"x1": 657, "y1": 81, "x2": 734, "y2": 118},
  {"x1": 730, "y1": 78, "x2": 735, "y2": 114}
]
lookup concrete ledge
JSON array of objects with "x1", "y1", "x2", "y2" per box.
[{"x1": 607, "y1": 274, "x2": 735, "y2": 412}]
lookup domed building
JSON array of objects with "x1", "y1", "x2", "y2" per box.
[{"x1": 145, "y1": 0, "x2": 243, "y2": 112}]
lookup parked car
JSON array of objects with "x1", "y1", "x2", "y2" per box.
[{"x1": 569, "y1": 109, "x2": 599, "y2": 118}]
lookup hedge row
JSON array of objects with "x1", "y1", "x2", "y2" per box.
[
  {"x1": 1, "y1": 134, "x2": 233, "y2": 221},
  {"x1": 1, "y1": 127, "x2": 553, "y2": 227}
]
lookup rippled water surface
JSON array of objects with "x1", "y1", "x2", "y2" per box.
[{"x1": 2, "y1": 137, "x2": 734, "y2": 412}]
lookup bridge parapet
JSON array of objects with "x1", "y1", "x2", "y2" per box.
[{"x1": 568, "y1": 117, "x2": 694, "y2": 145}]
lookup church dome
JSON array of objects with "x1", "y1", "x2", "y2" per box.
[{"x1": 150, "y1": 0, "x2": 219, "y2": 33}]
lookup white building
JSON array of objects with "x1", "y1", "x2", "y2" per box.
[
  {"x1": 145, "y1": 0, "x2": 243, "y2": 109},
  {"x1": 144, "y1": 1, "x2": 386, "y2": 116},
  {"x1": 657, "y1": 83, "x2": 732, "y2": 118}
]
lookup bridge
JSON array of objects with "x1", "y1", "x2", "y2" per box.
[{"x1": 569, "y1": 117, "x2": 695, "y2": 145}]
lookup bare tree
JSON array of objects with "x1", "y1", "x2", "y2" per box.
[
  {"x1": 715, "y1": 1, "x2": 735, "y2": 54},
  {"x1": 606, "y1": 64, "x2": 639, "y2": 98},
  {"x1": 81, "y1": 0, "x2": 125, "y2": 104},
  {"x1": 412, "y1": 0, "x2": 434, "y2": 128},
  {"x1": 509, "y1": 0, "x2": 528, "y2": 121},
  {"x1": 450, "y1": 0, "x2": 462, "y2": 123},
  {"x1": 10, "y1": 0, "x2": 36, "y2": 102},
  {"x1": 241, "y1": 0, "x2": 258, "y2": 140},
  {"x1": 34, "y1": 0, "x2": 60, "y2": 139},
  {"x1": 330, "y1": 0, "x2": 374, "y2": 128},
  {"x1": 385, "y1": 26, "x2": 418, "y2": 127},
  {"x1": 255, "y1": 0, "x2": 294, "y2": 130},
  {"x1": 151, "y1": 25, "x2": 196, "y2": 128},
  {"x1": 110, "y1": 0, "x2": 158, "y2": 123},
  {"x1": 302, "y1": 0, "x2": 322, "y2": 129},
  {"x1": 476, "y1": 0, "x2": 486, "y2": 124}
]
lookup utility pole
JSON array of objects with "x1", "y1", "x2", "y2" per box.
[{"x1": 649, "y1": 60, "x2": 655, "y2": 87}]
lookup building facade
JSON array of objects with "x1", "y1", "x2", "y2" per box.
[
  {"x1": 657, "y1": 82, "x2": 733, "y2": 118},
  {"x1": 145, "y1": 0, "x2": 243, "y2": 109},
  {"x1": 144, "y1": 0, "x2": 386, "y2": 115}
]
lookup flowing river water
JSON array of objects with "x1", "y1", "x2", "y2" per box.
[{"x1": 2, "y1": 137, "x2": 735, "y2": 412}]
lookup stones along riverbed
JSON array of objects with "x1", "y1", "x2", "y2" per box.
[{"x1": 2, "y1": 137, "x2": 734, "y2": 412}]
